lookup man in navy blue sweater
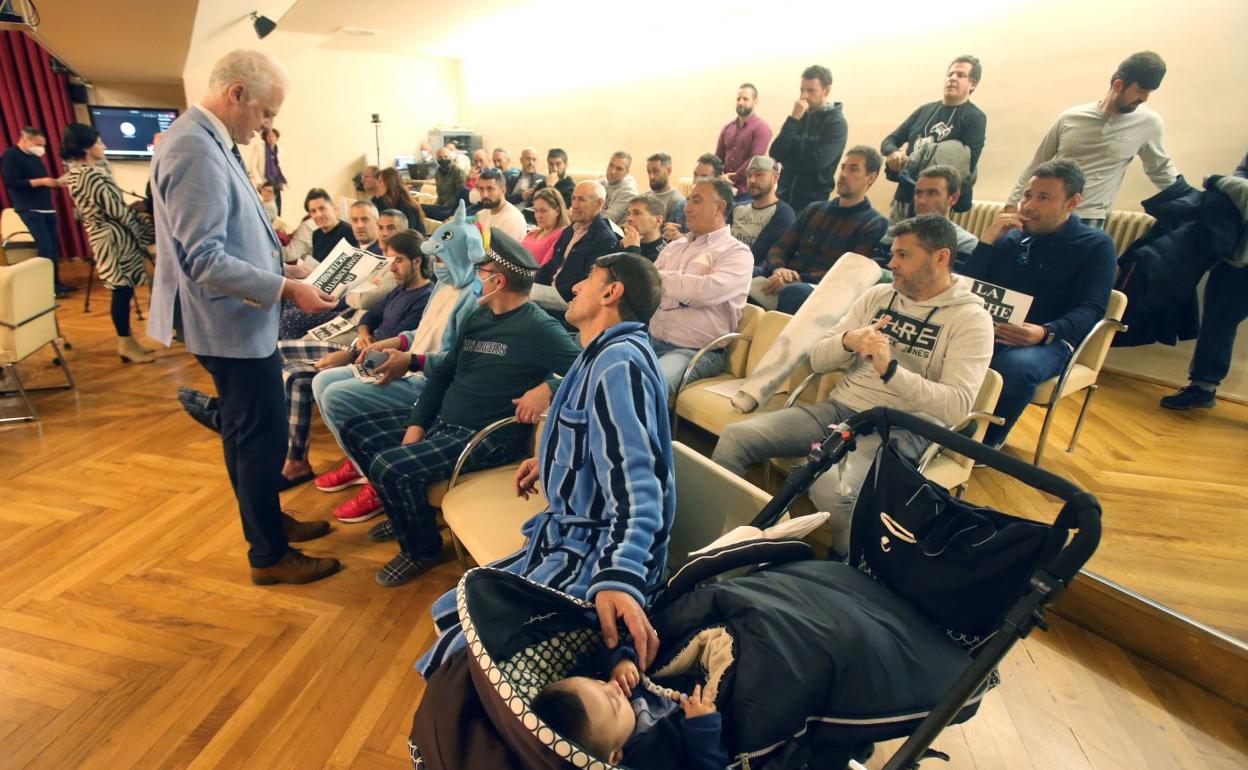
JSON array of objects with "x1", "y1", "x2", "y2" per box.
[{"x1": 960, "y1": 159, "x2": 1116, "y2": 447}]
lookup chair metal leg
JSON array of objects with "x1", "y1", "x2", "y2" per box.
[
  {"x1": 133, "y1": 288, "x2": 145, "y2": 321},
  {"x1": 1067, "y1": 385, "x2": 1097, "y2": 453},
  {"x1": 1033, "y1": 403, "x2": 1057, "y2": 465},
  {"x1": 449, "y1": 530, "x2": 468, "y2": 568},
  {"x1": 0, "y1": 363, "x2": 37, "y2": 423},
  {"x1": 51, "y1": 340, "x2": 76, "y2": 390}
]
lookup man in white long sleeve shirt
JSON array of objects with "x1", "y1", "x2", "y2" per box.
[
  {"x1": 1006, "y1": 51, "x2": 1177, "y2": 227},
  {"x1": 713, "y1": 214, "x2": 993, "y2": 553},
  {"x1": 649, "y1": 177, "x2": 753, "y2": 394}
]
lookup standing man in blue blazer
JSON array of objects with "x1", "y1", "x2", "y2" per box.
[{"x1": 149, "y1": 49, "x2": 341, "y2": 585}]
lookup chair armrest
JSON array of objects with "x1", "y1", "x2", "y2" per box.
[
  {"x1": 675, "y1": 331, "x2": 749, "y2": 395},
  {"x1": 447, "y1": 412, "x2": 548, "y2": 489},
  {"x1": 915, "y1": 411, "x2": 1005, "y2": 473},
  {"x1": 782, "y1": 370, "x2": 823, "y2": 409},
  {"x1": 3, "y1": 230, "x2": 34, "y2": 247},
  {"x1": 1043, "y1": 318, "x2": 1128, "y2": 408}
]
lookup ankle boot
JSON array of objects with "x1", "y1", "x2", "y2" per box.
[{"x1": 118, "y1": 336, "x2": 155, "y2": 364}]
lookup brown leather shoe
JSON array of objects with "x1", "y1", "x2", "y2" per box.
[
  {"x1": 251, "y1": 549, "x2": 341, "y2": 585},
  {"x1": 281, "y1": 512, "x2": 331, "y2": 542}
]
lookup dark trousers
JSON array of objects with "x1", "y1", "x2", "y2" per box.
[
  {"x1": 196, "y1": 352, "x2": 289, "y2": 567},
  {"x1": 16, "y1": 210, "x2": 61, "y2": 274},
  {"x1": 986, "y1": 342, "x2": 1074, "y2": 446},
  {"x1": 1190, "y1": 261, "x2": 1248, "y2": 390}
]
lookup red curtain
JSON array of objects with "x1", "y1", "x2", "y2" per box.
[{"x1": 0, "y1": 29, "x2": 89, "y2": 259}]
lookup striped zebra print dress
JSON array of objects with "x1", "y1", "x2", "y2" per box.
[{"x1": 65, "y1": 163, "x2": 153, "y2": 289}]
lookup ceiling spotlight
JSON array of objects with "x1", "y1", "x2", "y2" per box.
[{"x1": 251, "y1": 12, "x2": 277, "y2": 39}]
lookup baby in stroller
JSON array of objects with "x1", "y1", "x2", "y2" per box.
[{"x1": 531, "y1": 644, "x2": 727, "y2": 770}]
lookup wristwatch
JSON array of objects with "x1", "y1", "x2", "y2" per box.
[{"x1": 1042, "y1": 325, "x2": 1057, "y2": 346}]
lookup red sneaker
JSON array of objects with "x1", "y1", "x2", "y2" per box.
[
  {"x1": 334, "y1": 483, "x2": 383, "y2": 523},
  {"x1": 316, "y1": 459, "x2": 365, "y2": 492}
]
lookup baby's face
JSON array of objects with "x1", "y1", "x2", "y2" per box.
[{"x1": 562, "y1": 676, "x2": 636, "y2": 754}]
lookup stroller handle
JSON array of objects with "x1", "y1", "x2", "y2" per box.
[{"x1": 752, "y1": 406, "x2": 1102, "y2": 583}]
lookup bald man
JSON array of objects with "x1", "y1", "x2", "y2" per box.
[{"x1": 534, "y1": 180, "x2": 622, "y2": 303}]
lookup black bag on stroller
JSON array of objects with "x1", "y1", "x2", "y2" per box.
[{"x1": 409, "y1": 407, "x2": 1101, "y2": 770}]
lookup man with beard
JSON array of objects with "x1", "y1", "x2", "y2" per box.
[
  {"x1": 962, "y1": 159, "x2": 1116, "y2": 448},
  {"x1": 716, "y1": 83, "x2": 774, "y2": 198},
  {"x1": 730, "y1": 156, "x2": 796, "y2": 272},
  {"x1": 1006, "y1": 51, "x2": 1177, "y2": 229},
  {"x1": 600, "y1": 151, "x2": 641, "y2": 225},
  {"x1": 645, "y1": 152, "x2": 686, "y2": 226},
  {"x1": 423, "y1": 146, "x2": 467, "y2": 219},
  {"x1": 769, "y1": 64, "x2": 848, "y2": 213},
  {"x1": 714, "y1": 213, "x2": 992, "y2": 554},
  {"x1": 469, "y1": 167, "x2": 527, "y2": 240},
  {"x1": 751, "y1": 146, "x2": 889, "y2": 313}
]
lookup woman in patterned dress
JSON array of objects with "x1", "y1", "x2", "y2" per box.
[{"x1": 60, "y1": 123, "x2": 156, "y2": 364}]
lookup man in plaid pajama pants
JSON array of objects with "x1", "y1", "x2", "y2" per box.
[
  {"x1": 276, "y1": 230, "x2": 433, "y2": 488},
  {"x1": 340, "y1": 229, "x2": 582, "y2": 586}
]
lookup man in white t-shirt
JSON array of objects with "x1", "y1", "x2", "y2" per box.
[{"x1": 469, "y1": 168, "x2": 526, "y2": 240}]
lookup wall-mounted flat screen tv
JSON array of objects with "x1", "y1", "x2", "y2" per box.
[{"x1": 87, "y1": 106, "x2": 179, "y2": 160}]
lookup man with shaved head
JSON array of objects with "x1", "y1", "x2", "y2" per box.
[{"x1": 534, "y1": 179, "x2": 622, "y2": 306}]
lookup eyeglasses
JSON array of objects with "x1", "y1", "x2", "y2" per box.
[{"x1": 474, "y1": 265, "x2": 500, "y2": 278}]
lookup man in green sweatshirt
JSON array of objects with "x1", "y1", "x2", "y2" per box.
[{"x1": 339, "y1": 228, "x2": 582, "y2": 586}]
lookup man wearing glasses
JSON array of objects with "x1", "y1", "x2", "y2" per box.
[
  {"x1": 418, "y1": 251, "x2": 675, "y2": 679},
  {"x1": 338, "y1": 229, "x2": 581, "y2": 587},
  {"x1": 960, "y1": 159, "x2": 1116, "y2": 449}
]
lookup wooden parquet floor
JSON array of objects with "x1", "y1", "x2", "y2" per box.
[{"x1": 1, "y1": 265, "x2": 1246, "y2": 769}]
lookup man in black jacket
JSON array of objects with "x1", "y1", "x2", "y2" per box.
[
  {"x1": 534, "y1": 180, "x2": 621, "y2": 309},
  {"x1": 769, "y1": 64, "x2": 848, "y2": 214},
  {"x1": 531, "y1": 147, "x2": 576, "y2": 207},
  {"x1": 1, "y1": 126, "x2": 72, "y2": 295},
  {"x1": 881, "y1": 55, "x2": 987, "y2": 215}
]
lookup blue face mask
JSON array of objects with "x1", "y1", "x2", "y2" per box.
[{"x1": 432, "y1": 258, "x2": 452, "y2": 284}]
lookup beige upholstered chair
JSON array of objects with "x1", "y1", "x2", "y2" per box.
[
  {"x1": 0, "y1": 258, "x2": 74, "y2": 423},
  {"x1": 675, "y1": 309, "x2": 816, "y2": 439},
  {"x1": 950, "y1": 200, "x2": 1005, "y2": 240},
  {"x1": 1, "y1": 208, "x2": 39, "y2": 266},
  {"x1": 915, "y1": 368, "x2": 1005, "y2": 496},
  {"x1": 675, "y1": 177, "x2": 694, "y2": 197},
  {"x1": 1104, "y1": 210, "x2": 1156, "y2": 255},
  {"x1": 1029, "y1": 290, "x2": 1128, "y2": 465},
  {"x1": 440, "y1": 439, "x2": 772, "y2": 576}
]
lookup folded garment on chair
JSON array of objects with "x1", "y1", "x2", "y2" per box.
[{"x1": 732, "y1": 253, "x2": 882, "y2": 413}]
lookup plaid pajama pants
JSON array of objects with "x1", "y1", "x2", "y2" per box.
[
  {"x1": 279, "y1": 338, "x2": 347, "y2": 461},
  {"x1": 340, "y1": 408, "x2": 523, "y2": 558}
]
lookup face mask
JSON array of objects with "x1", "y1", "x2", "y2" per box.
[
  {"x1": 27, "y1": 145, "x2": 46, "y2": 158},
  {"x1": 477, "y1": 272, "x2": 503, "y2": 305},
  {"x1": 437, "y1": 159, "x2": 451, "y2": 170}
]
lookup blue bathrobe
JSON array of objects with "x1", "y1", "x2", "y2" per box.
[{"x1": 418, "y1": 322, "x2": 676, "y2": 677}]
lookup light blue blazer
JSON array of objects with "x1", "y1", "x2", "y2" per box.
[{"x1": 147, "y1": 108, "x2": 286, "y2": 358}]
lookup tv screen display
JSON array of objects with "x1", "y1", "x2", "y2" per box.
[{"x1": 88, "y1": 106, "x2": 179, "y2": 160}]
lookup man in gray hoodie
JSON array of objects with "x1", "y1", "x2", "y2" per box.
[{"x1": 713, "y1": 214, "x2": 993, "y2": 552}]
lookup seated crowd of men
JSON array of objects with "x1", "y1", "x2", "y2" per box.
[{"x1": 175, "y1": 51, "x2": 1191, "y2": 710}]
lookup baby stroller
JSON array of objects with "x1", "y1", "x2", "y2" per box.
[{"x1": 409, "y1": 406, "x2": 1102, "y2": 769}]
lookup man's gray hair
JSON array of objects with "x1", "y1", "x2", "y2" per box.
[
  {"x1": 209, "y1": 49, "x2": 289, "y2": 102},
  {"x1": 579, "y1": 180, "x2": 606, "y2": 202},
  {"x1": 350, "y1": 199, "x2": 379, "y2": 218},
  {"x1": 380, "y1": 208, "x2": 410, "y2": 228}
]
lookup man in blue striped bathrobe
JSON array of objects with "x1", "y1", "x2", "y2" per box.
[{"x1": 418, "y1": 252, "x2": 675, "y2": 677}]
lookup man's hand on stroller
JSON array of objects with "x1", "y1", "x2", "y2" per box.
[
  {"x1": 596, "y1": 590, "x2": 660, "y2": 669},
  {"x1": 610, "y1": 658, "x2": 640, "y2": 697},
  {"x1": 680, "y1": 684, "x2": 717, "y2": 719}
]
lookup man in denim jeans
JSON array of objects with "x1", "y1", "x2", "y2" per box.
[
  {"x1": 961, "y1": 159, "x2": 1116, "y2": 447},
  {"x1": 648, "y1": 177, "x2": 753, "y2": 395}
]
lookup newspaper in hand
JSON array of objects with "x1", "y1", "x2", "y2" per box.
[
  {"x1": 968, "y1": 279, "x2": 1034, "y2": 326},
  {"x1": 303, "y1": 239, "x2": 387, "y2": 299}
]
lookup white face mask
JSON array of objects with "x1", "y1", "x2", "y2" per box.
[
  {"x1": 477, "y1": 273, "x2": 503, "y2": 305},
  {"x1": 27, "y1": 145, "x2": 46, "y2": 158}
]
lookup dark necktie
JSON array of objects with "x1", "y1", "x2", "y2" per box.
[{"x1": 230, "y1": 143, "x2": 246, "y2": 173}]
